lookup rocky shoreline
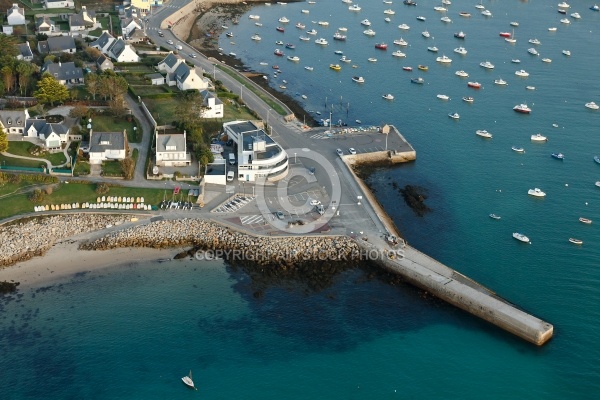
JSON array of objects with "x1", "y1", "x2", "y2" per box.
[{"x1": 0, "y1": 214, "x2": 140, "y2": 268}]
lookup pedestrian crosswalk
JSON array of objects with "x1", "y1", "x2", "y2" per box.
[
  {"x1": 310, "y1": 133, "x2": 332, "y2": 139},
  {"x1": 240, "y1": 215, "x2": 264, "y2": 225}
]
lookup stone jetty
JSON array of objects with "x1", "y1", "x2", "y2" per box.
[{"x1": 0, "y1": 214, "x2": 137, "y2": 268}]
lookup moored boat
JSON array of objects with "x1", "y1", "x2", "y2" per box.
[
  {"x1": 382, "y1": 93, "x2": 394, "y2": 100},
  {"x1": 454, "y1": 46, "x2": 467, "y2": 55},
  {"x1": 276, "y1": 26, "x2": 285, "y2": 32},
  {"x1": 437, "y1": 94, "x2": 450, "y2": 100},
  {"x1": 480, "y1": 61, "x2": 494, "y2": 69},
  {"x1": 329, "y1": 64, "x2": 341, "y2": 71},
  {"x1": 494, "y1": 78, "x2": 508, "y2": 85},
  {"x1": 182, "y1": 370, "x2": 195, "y2": 389},
  {"x1": 375, "y1": 43, "x2": 388, "y2": 50},
  {"x1": 528, "y1": 188, "x2": 546, "y2": 197},
  {"x1": 512, "y1": 146, "x2": 525, "y2": 153},
  {"x1": 489, "y1": 214, "x2": 501, "y2": 220},
  {"x1": 352, "y1": 76, "x2": 365, "y2": 83},
  {"x1": 459, "y1": 11, "x2": 471, "y2": 17},
  {"x1": 579, "y1": 217, "x2": 592, "y2": 224},
  {"x1": 462, "y1": 96, "x2": 474, "y2": 103},
  {"x1": 403, "y1": 66, "x2": 412, "y2": 71},
  {"x1": 394, "y1": 38, "x2": 408, "y2": 46},
  {"x1": 513, "y1": 232, "x2": 531, "y2": 243},
  {"x1": 562, "y1": 50, "x2": 571, "y2": 56},
  {"x1": 455, "y1": 70, "x2": 468, "y2": 77},
  {"x1": 411, "y1": 77, "x2": 425, "y2": 84},
  {"x1": 594, "y1": 156, "x2": 600, "y2": 164},
  {"x1": 333, "y1": 32, "x2": 347, "y2": 40},
  {"x1": 448, "y1": 112, "x2": 460, "y2": 119},
  {"x1": 514, "y1": 103, "x2": 532, "y2": 114},
  {"x1": 274, "y1": 48, "x2": 284, "y2": 56},
  {"x1": 515, "y1": 69, "x2": 529, "y2": 77},
  {"x1": 436, "y1": 55, "x2": 452, "y2": 63},
  {"x1": 392, "y1": 50, "x2": 406, "y2": 57},
  {"x1": 418, "y1": 65, "x2": 428, "y2": 71},
  {"x1": 476, "y1": 130, "x2": 492, "y2": 138},
  {"x1": 531, "y1": 133, "x2": 548, "y2": 142},
  {"x1": 468, "y1": 81, "x2": 481, "y2": 88},
  {"x1": 569, "y1": 238, "x2": 583, "y2": 245},
  {"x1": 585, "y1": 102, "x2": 599, "y2": 110},
  {"x1": 551, "y1": 152, "x2": 564, "y2": 160},
  {"x1": 454, "y1": 31, "x2": 466, "y2": 39}
]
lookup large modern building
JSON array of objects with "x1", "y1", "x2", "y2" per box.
[{"x1": 223, "y1": 121, "x2": 288, "y2": 182}]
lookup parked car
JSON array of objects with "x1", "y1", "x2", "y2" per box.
[
  {"x1": 336, "y1": 148, "x2": 344, "y2": 156},
  {"x1": 189, "y1": 53, "x2": 197, "y2": 58},
  {"x1": 275, "y1": 211, "x2": 285, "y2": 220},
  {"x1": 309, "y1": 199, "x2": 321, "y2": 206},
  {"x1": 167, "y1": 39, "x2": 173, "y2": 45},
  {"x1": 176, "y1": 44, "x2": 183, "y2": 50},
  {"x1": 308, "y1": 167, "x2": 315, "y2": 175},
  {"x1": 348, "y1": 148, "x2": 357, "y2": 155},
  {"x1": 316, "y1": 204, "x2": 325, "y2": 215},
  {"x1": 227, "y1": 171, "x2": 234, "y2": 182}
]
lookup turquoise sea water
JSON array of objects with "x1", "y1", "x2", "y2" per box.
[{"x1": 2, "y1": 1, "x2": 600, "y2": 398}]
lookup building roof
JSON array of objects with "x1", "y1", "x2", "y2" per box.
[
  {"x1": 89, "y1": 131, "x2": 125, "y2": 153},
  {"x1": 7, "y1": 4, "x2": 25, "y2": 17},
  {"x1": 42, "y1": 61, "x2": 84, "y2": 81},
  {"x1": 128, "y1": 26, "x2": 146, "y2": 39},
  {"x1": 90, "y1": 31, "x2": 114, "y2": 50},
  {"x1": 146, "y1": 73, "x2": 164, "y2": 80},
  {"x1": 39, "y1": 36, "x2": 76, "y2": 53},
  {"x1": 107, "y1": 38, "x2": 127, "y2": 57},
  {"x1": 200, "y1": 90, "x2": 223, "y2": 106},
  {"x1": 69, "y1": 8, "x2": 96, "y2": 28},
  {"x1": 96, "y1": 55, "x2": 113, "y2": 67},
  {"x1": 157, "y1": 133, "x2": 185, "y2": 153},
  {"x1": 39, "y1": 123, "x2": 68, "y2": 138},
  {"x1": 25, "y1": 118, "x2": 47, "y2": 132},
  {"x1": 0, "y1": 110, "x2": 28, "y2": 128},
  {"x1": 159, "y1": 53, "x2": 181, "y2": 69},
  {"x1": 36, "y1": 16, "x2": 54, "y2": 30},
  {"x1": 17, "y1": 42, "x2": 33, "y2": 59}
]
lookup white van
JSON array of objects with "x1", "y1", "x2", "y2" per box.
[
  {"x1": 176, "y1": 44, "x2": 183, "y2": 50},
  {"x1": 228, "y1": 153, "x2": 236, "y2": 165},
  {"x1": 226, "y1": 171, "x2": 234, "y2": 182}
]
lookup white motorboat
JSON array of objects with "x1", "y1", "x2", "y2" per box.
[
  {"x1": 306, "y1": 29, "x2": 317, "y2": 35},
  {"x1": 441, "y1": 16, "x2": 452, "y2": 23},
  {"x1": 352, "y1": 76, "x2": 365, "y2": 83},
  {"x1": 385, "y1": 17, "x2": 391, "y2": 23},
  {"x1": 448, "y1": 112, "x2": 460, "y2": 119},
  {"x1": 249, "y1": 15, "x2": 260, "y2": 20},
  {"x1": 394, "y1": 38, "x2": 408, "y2": 46},
  {"x1": 278, "y1": 16, "x2": 289, "y2": 23},
  {"x1": 296, "y1": 23, "x2": 305, "y2": 29},
  {"x1": 512, "y1": 146, "x2": 525, "y2": 153},
  {"x1": 436, "y1": 55, "x2": 452, "y2": 63},
  {"x1": 463, "y1": 96, "x2": 474, "y2": 103},
  {"x1": 585, "y1": 102, "x2": 599, "y2": 110},
  {"x1": 287, "y1": 55, "x2": 300, "y2": 62},
  {"x1": 513, "y1": 233, "x2": 531, "y2": 244},
  {"x1": 528, "y1": 188, "x2": 546, "y2": 197},
  {"x1": 427, "y1": 46, "x2": 439, "y2": 52},
  {"x1": 494, "y1": 78, "x2": 508, "y2": 85},
  {"x1": 417, "y1": 16, "x2": 426, "y2": 21},
  {"x1": 363, "y1": 29, "x2": 376, "y2": 36},
  {"x1": 301, "y1": 9, "x2": 309, "y2": 14},
  {"x1": 434, "y1": 6, "x2": 447, "y2": 12},
  {"x1": 476, "y1": 130, "x2": 492, "y2": 138},
  {"x1": 454, "y1": 47, "x2": 467, "y2": 55},
  {"x1": 382, "y1": 93, "x2": 394, "y2": 100},
  {"x1": 528, "y1": 38, "x2": 541, "y2": 45},
  {"x1": 422, "y1": 30, "x2": 430, "y2": 38},
  {"x1": 481, "y1": 9, "x2": 492, "y2": 17},
  {"x1": 392, "y1": 50, "x2": 406, "y2": 57},
  {"x1": 489, "y1": 214, "x2": 501, "y2": 220},
  {"x1": 384, "y1": 9, "x2": 395, "y2": 15},
  {"x1": 398, "y1": 23, "x2": 410, "y2": 30},
  {"x1": 562, "y1": 50, "x2": 571, "y2": 56},
  {"x1": 528, "y1": 48, "x2": 539, "y2": 56},
  {"x1": 251, "y1": 34, "x2": 261, "y2": 41},
  {"x1": 531, "y1": 133, "x2": 547, "y2": 142},
  {"x1": 510, "y1": 22, "x2": 519, "y2": 27},
  {"x1": 368, "y1": 57, "x2": 378, "y2": 62},
  {"x1": 304, "y1": 66, "x2": 314, "y2": 71},
  {"x1": 596, "y1": 181, "x2": 600, "y2": 188},
  {"x1": 318, "y1": 21, "x2": 329, "y2": 26},
  {"x1": 340, "y1": 56, "x2": 351, "y2": 63},
  {"x1": 455, "y1": 70, "x2": 469, "y2": 77},
  {"x1": 512, "y1": 59, "x2": 521, "y2": 63},
  {"x1": 361, "y1": 19, "x2": 371, "y2": 26},
  {"x1": 558, "y1": 2, "x2": 570, "y2": 8},
  {"x1": 299, "y1": 36, "x2": 310, "y2": 41},
  {"x1": 542, "y1": 58, "x2": 552, "y2": 63},
  {"x1": 349, "y1": 4, "x2": 361, "y2": 11},
  {"x1": 560, "y1": 18, "x2": 570, "y2": 24},
  {"x1": 315, "y1": 38, "x2": 328, "y2": 45},
  {"x1": 515, "y1": 69, "x2": 529, "y2": 77},
  {"x1": 182, "y1": 370, "x2": 195, "y2": 389},
  {"x1": 513, "y1": 103, "x2": 532, "y2": 114},
  {"x1": 480, "y1": 61, "x2": 495, "y2": 69},
  {"x1": 549, "y1": 27, "x2": 557, "y2": 31},
  {"x1": 569, "y1": 238, "x2": 583, "y2": 245},
  {"x1": 437, "y1": 94, "x2": 450, "y2": 100},
  {"x1": 339, "y1": 27, "x2": 348, "y2": 32}
]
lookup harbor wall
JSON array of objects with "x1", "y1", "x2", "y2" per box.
[{"x1": 357, "y1": 238, "x2": 554, "y2": 346}]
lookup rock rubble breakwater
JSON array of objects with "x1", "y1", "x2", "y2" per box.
[
  {"x1": 80, "y1": 219, "x2": 360, "y2": 265},
  {"x1": 0, "y1": 214, "x2": 137, "y2": 268}
]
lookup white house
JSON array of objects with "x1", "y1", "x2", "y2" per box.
[
  {"x1": 38, "y1": 124, "x2": 69, "y2": 149},
  {"x1": 90, "y1": 31, "x2": 114, "y2": 53},
  {"x1": 223, "y1": 120, "x2": 289, "y2": 182},
  {"x1": 121, "y1": 16, "x2": 142, "y2": 36},
  {"x1": 91, "y1": 32, "x2": 139, "y2": 62},
  {"x1": 36, "y1": 16, "x2": 57, "y2": 35},
  {"x1": 200, "y1": 90, "x2": 223, "y2": 119},
  {"x1": 16, "y1": 42, "x2": 34, "y2": 62},
  {"x1": 0, "y1": 109, "x2": 29, "y2": 134},
  {"x1": 44, "y1": 0, "x2": 75, "y2": 9},
  {"x1": 69, "y1": 6, "x2": 97, "y2": 32},
  {"x1": 155, "y1": 130, "x2": 191, "y2": 167},
  {"x1": 89, "y1": 130, "x2": 128, "y2": 164},
  {"x1": 6, "y1": 4, "x2": 25, "y2": 26},
  {"x1": 157, "y1": 52, "x2": 183, "y2": 74}
]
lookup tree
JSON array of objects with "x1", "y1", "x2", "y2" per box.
[
  {"x1": 69, "y1": 104, "x2": 89, "y2": 119},
  {"x1": 1, "y1": 65, "x2": 15, "y2": 94},
  {"x1": 196, "y1": 144, "x2": 214, "y2": 167},
  {"x1": 34, "y1": 74, "x2": 69, "y2": 106},
  {"x1": 120, "y1": 157, "x2": 135, "y2": 180},
  {"x1": 16, "y1": 62, "x2": 35, "y2": 96},
  {"x1": 104, "y1": 73, "x2": 128, "y2": 100},
  {"x1": 108, "y1": 95, "x2": 127, "y2": 118},
  {"x1": 85, "y1": 73, "x2": 99, "y2": 100},
  {"x1": 0, "y1": 34, "x2": 18, "y2": 60},
  {"x1": 84, "y1": 47, "x2": 101, "y2": 61},
  {"x1": 0, "y1": 126, "x2": 8, "y2": 153}
]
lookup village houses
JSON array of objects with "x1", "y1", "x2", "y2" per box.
[
  {"x1": 155, "y1": 130, "x2": 191, "y2": 167},
  {"x1": 38, "y1": 36, "x2": 76, "y2": 55},
  {"x1": 88, "y1": 130, "x2": 128, "y2": 164},
  {"x1": 157, "y1": 53, "x2": 210, "y2": 91},
  {"x1": 6, "y1": 4, "x2": 25, "y2": 26}
]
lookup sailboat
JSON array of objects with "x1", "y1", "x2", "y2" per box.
[
  {"x1": 505, "y1": 29, "x2": 516, "y2": 44},
  {"x1": 182, "y1": 370, "x2": 196, "y2": 389}
]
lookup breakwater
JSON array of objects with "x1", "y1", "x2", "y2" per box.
[{"x1": 0, "y1": 214, "x2": 140, "y2": 268}]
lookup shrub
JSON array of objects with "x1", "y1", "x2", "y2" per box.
[
  {"x1": 44, "y1": 186, "x2": 53, "y2": 195},
  {"x1": 95, "y1": 182, "x2": 110, "y2": 194},
  {"x1": 7, "y1": 174, "x2": 21, "y2": 184},
  {"x1": 28, "y1": 188, "x2": 45, "y2": 203}
]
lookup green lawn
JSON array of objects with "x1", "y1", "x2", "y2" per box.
[
  {"x1": 91, "y1": 115, "x2": 141, "y2": 143},
  {"x1": 216, "y1": 65, "x2": 287, "y2": 115},
  {"x1": 116, "y1": 64, "x2": 155, "y2": 73},
  {"x1": 101, "y1": 161, "x2": 123, "y2": 177},
  {"x1": 73, "y1": 161, "x2": 91, "y2": 176},
  {"x1": 0, "y1": 182, "x2": 166, "y2": 220},
  {"x1": 131, "y1": 85, "x2": 174, "y2": 96},
  {"x1": 0, "y1": 154, "x2": 47, "y2": 169},
  {"x1": 6, "y1": 142, "x2": 67, "y2": 166}
]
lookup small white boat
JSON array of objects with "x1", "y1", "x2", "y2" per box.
[
  {"x1": 182, "y1": 370, "x2": 195, "y2": 389},
  {"x1": 392, "y1": 50, "x2": 406, "y2": 57},
  {"x1": 528, "y1": 188, "x2": 546, "y2": 197},
  {"x1": 528, "y1": 38, "x2": 541, "y2": 45},
  {"x1": 480, "y1": 61, "x2": 494, "y2": 69},
  {"x1": 462, "y1": 96, "x2": 474, "y2": 103},
  {"x1": 416, "y1": 16, "x2": 426, "y2": 21},
  {"x1": 531, "y1": 134, "x2": 547, "y2": 142},
  {"x1": 512, "y1": 59, "x2": 521, "y2": 63},
  {"x1": 481, "y1": 9, "x2": 492, "y2": 17},
  {"x1": 528, "y1": 48, "x2": 539, "y2": 56},
  {"x1": 363, "y1": 29, "x2": 376, "y2": 36},
  {"x1": 542, "y1": 58, "x2": 552, "y2": 63},
  {"x1": 427, "y1": 46, "x2": 439, "y2": 52},
  {"x1": 398, "y1": 23, "x2": 410, "y2": 30},
  {"x1": 306, "y1": 29, "x2": 317, "y2": 35},
  {"x1": 361, "y1": 19, "x2": 371, "y2": 26},
  {"x1": 368, "y1": 57, "x2": 378, "y2": 62},
  {"x1": 315, "y1": 38, "x2": 328, "y2": 45},
  {"x1": 382, "y1": 93, "x2": 394, "y2": 100},
  {"x1": 434, "y1": 6, "x2": 447, "y2": 12},
  {"x1": 494, "y1": 78, "x2": 508, "y2": 85},
  {"x1": 304, "y1": 66, "x2": 314, "y2": 71},
  {"x1": 562, "y1": 50, "x2": 571, "y2": 56},
  {"x1": 301, "y1": 94, "x2": 308, "y2": 99},
  {"x1": 510, "y1": 22, "x2": 519, "y2": 27},
  {"x1": 454, "y1": 47, "x2": 467, "y2": 55},
  {"x1": 513, "y1": 232, "x2": 531, "y2": 243},
  {"x1": 558, "y1": 1, "x2": 570, "y2": 8},
  {"x1": 526, "y1": 86, "x2": 536, "y2": 90},
  {"x1": 287, "y1": 55, "x2": 300, "y2": 62},
  {"x1": 339, "y1": 27, "x2": 348, "y2": 32},
  {"x1": 299, "y1": 36, "x2": 310, "y2": 41},
  {"x1": 384, "y1": 9, "x2": 395, "y2": 15},
  {"x1": 318, "y1": 21, "x2": 329, "y2": 26},
  {"x1": 548, "y1": 27, "x2": 557, "y2": 32},
  {"x1": 448, "y1": 112, "x2": 460, "y2": 119},
  {"x1": 489, "y1": 214, "x2": 501, "y2": 220},
  {"x1": 255, "y1": 22, "x2": 263, "y2": 27},
  {"x1": 569, "y1": 238, "x2": 583, "y2": 245},
  {"x1": 436, "y1": 55, "x2": 452, "y2": 63},
  {"x1": 476, "y1": 130, "x2": 492, "y2": 138},
  {"x1": 455, "y1": 70, "x2": 469, "y2": 77},
  {"x1": 560, "y1": 18, "x2": 570, "y2": 24},
  {"x1": 515, "y1": 69, "x2": 529, "y2": 77},
  {"x1": 385, "y1": 17, "x2": 391, "y2": 23},
  {"x1": 585, "y1": 102, "x2": 599, "y2": 110},
  {"x1": 349, "y1": 4, "x2": 361, "y2": 11},
  {"x1": 441, "y1": 16, "x2": 452, "y2": 23},
  {"x1": 512, "y1": 146, "x2": 525, "y2": 153},
  {"x1": 251, "y1": 34, "x2": 261, "y2": 41},
  {"x1": 278, "y1": 16, "x2": 290, "y2": 23},
  {"x1": 394, "y1": 38, "x2": 408, "y2": 46},
  {"x1": 259, "y1": 62, "x2": 268, "y2": 66},
  {"x1": 352, "y1": 76, "x2": 365, "y2": 83},
  {"x1": 249, "y1": 15, "x2": 260, "y2": 20},
  {"x1": 422, "y1": 30, "x2": 430, "y2": 38},
  {"x1": 437, "y1": 94, "x2": 450, "y2": 100},
  {"x1": 596, "y1": 181, "x2": 600, "y2": 188},
  {"x1": 301, "y1": 9, "x2": 309, "y2": 14}
]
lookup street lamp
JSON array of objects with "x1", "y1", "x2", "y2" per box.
[
  {"x1": 294, "y1": 152, "x2": 297, "y2": 163},
  {"x1": 240, "y1": 84, "x2": 244, "y2": 101}
]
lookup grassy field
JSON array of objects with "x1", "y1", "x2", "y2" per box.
[
  {"x1": 131, "y1": 85, "x2": 174, "y2": 96},
  {"x1": 142, "y1": 96, "x2": 256, "y2": 126},
  {"x1": 6, "y1": 142, "x2": 67, "y2": 166},
  {"x1": 91, "y1": 114, "x2": 141, "y2": 143},
  {"x1": 216, "y1": 65, "x2": 287, "y2": 115},
  {"x1": 0, "y1": 154, "x2": 47, "y2": 169},
  {"x1": 0, "y1": 182, "x2": 166, "y2": 220},
  {"x1": 116, "y1": 65, "x2": 156, "y2": 74},
  {"x1": 101, "y1": 160, "x2": 123, "y2": 177}
]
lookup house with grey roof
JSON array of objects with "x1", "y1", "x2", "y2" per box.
[
  {"x1": 0, "y1": 109, "x2": 29, "y2": 134},
  {"x1": 121, "y1": 16, "x2": 142, "y2": 36},
  {"x1": 106, "y1": 38, "x2": 139, "y2": 62},
  {"x1": 89, "y1": 130, "x2": 128, "y2": 164},
  {"x1": 16, "y1": 42, "x2": 34, "y2": 62},
  {"x1": 38, "y1": 36, "x2": 76, "y2": 54},
  {"x1": 44, "y1": 0, "x2": 75, "y2": 9},
  {"x1": 125, "y1": 27, "x2": 146, "y2": 43},
  {"x1": 199, "y1": 90, "x2": 224, "y2": 119},
  {"x1": 35, "y1": 16, "x2": 57, "y2": 35},
  {"x1": 157, "y1": 52, "x2": 183, "y2": 74},
  {"x1": 41, "y1": 61, "x2": 84, "y2": 86},
  {"x1": 24, "y1": 118, "x2": 71, "y2": 148},
  {"x1": 90, "y1": 31, "x2": 115, "y2": 53},
  {"x1": 96, "y1": 55, "x2": 114, "y2": 72},
  {"x1": 170, "y1": 63, "x2": 209, "y2": 91},
  {"x1": 69, "y1": 6, "x2": 97, "y2": 32},
  {"x1": 155, "y1": 130, "x2": 191, "y2": 167},
  {"x1": 6, "y1": 3, "x2": 25, "y2": 26}
]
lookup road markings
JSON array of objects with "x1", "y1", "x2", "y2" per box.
[{"x1": 240, "y1": 215, "x2": 264, "y2": 225}]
